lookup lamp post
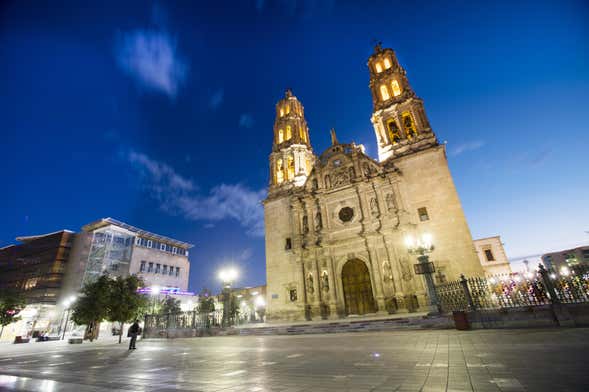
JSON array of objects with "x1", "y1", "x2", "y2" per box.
[
  {"x1": 405, "y1": 233, "x2": 440, "y2": 314},
  {"x1": 218, "y1": 268, "x2": 238, "y2": 327},
  {"x1": 60, "y1": 295, "x2": 76, "y2": 340}
]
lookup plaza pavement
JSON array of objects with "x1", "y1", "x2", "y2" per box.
[{"x1": 0, "y1": 328, "x2": 587, "y2": 391}]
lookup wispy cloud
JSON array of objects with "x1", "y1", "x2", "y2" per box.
[
  {"x1": 126, "y1": 151, "x2": 265, "y2": 236},
  {"x1": 517, "y1": 147, "x2": 553, "y2": 168},
  {"x1": 209, "y1": 88, "x2": 224, "y2": 110},
  {"x1": 115, "y1": 29, "x2": 187, "y2": 98},
  {"x1": 255, "y1": 0, "x2": 336, "y2": 18},
  {"x1": 450, "y1": 140, "x2": 485, "y2": 156},
  {"x1": 239, "y1": 113, "x2": 254, "y2": 128}
]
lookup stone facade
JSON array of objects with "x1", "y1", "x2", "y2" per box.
[
  {"x1": 473, "y1": 236, "x2": 512, "y2": 276},
  {"x1": 264, "y1": 45, "x2": 483, "y2": 322}
]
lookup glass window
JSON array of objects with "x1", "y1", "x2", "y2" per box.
[
  {"x1": 135, "y1": 237, "x2": 141, "y2": 245},
  {"x1": 380, "y1": 85, "x2": 390, "y2": 100},
  {"x1": 391, "y1": 80, "x2": 401, "y2": 96},
  {"x1": 148, "y1": 262, "x2": 154, "y2": 273},
  {"x1": 285, "y1": 238, "x2": 292, "y2": 250},
  {"x1": 147, "y1": 240, "x2": 153, "y2": 248},
  {"x1": 162, "y1": 265, "x2": 168, "y2": 275},
  {"x1": 166, "y1": 244, "x2": 172, "y2": 252},
  {"x1": 172, "y1": 247, "x2": 177, "y2": 254},
  {"x1": 175, "y1": 267, "x2": 180, "y2": 277},
  {"x1": 278, "y1": 129, "x2": 284, "y2": 143},
  {"x1": 418, "y1": 207, "x2": 429, "y2": 221},
  {"x1": 375, "y1": 62, "x2": 383, "y2": 73},
  {"x1": 169, "y1": 266, "x2": 174, "y2": 276},
  {"x1": 160, "y1": 243, "x2": 165, "y2": 251},
  {"x1": 140, "y1": 260, "x2": 146, "y2": 272},
  {"x1": 155, "y1": 264, "x2": 161, "y2": 274},
  {"x1": 383, "y1": 57, "x2": 392, "y2": 69}
]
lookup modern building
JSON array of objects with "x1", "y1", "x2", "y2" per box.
[
  {"x1": 264, "y1": 44, "x2": 483, "y2": 322},
  {"x1": 473, "y1": 236, "x2": 512, "y2": 276},
  {"x1": 64, "y1": 218, "x2": 192, "y2": 294},
  {"x1": 541, "y1": 245, "x2": 589, "y2": 271},
  {"x1": 0, "y1": 218, "x2": 193, "y2": 341}
]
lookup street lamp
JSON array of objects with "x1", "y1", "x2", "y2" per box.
[
  {"x1": 405, "y1": 233, "x2": 440, "y2": 314},
  {"x1": 218, "y1": 268, "x2": 238, "y2": 327},
  {"x1": 60, "y1": 295, "x2": 76, "y2": 340}
]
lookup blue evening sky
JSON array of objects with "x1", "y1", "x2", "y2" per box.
[{"x1": 1, "y1": 0, "x2": 588, "y2": 292}]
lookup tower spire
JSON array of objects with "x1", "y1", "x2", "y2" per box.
[
  {"x1": 367, "y1": 45, "x2": 437, "y2": 161},
  {"x1": 330, "y1": 128, "x2": 339, "y2": 145},
  {"x1": 268, "y1": 90, "x2": 315, "y2": 190}
]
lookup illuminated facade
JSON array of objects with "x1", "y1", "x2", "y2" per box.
[
  {"x1": 264, "y1": 44, "x2": 483, "y2": 321},
  {"x1": 473, "y1": 236, "x2": 512, "y2": 276}
]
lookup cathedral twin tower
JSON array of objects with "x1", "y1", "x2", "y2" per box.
[{"x1": 264, "y1": 44, "x2": 482, "y2": 321}]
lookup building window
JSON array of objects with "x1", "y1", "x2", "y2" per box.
[
  {"x1": 160, "y1": 243, "x2": 166, "y2": 251},
  {"x1": 387, "y1": 120, "x2": 401, "y2": 144},
  {"x1": 169, "y1": 266, "x2": 174, "y2": 276},
  {"x1": 418, "y1": 207, "x2": 429, "y2": 221},
  {"x1": 391, "y1": 80, "x2": 401, "y2": 96},
  {"x1": 162, "y1": 265, "x2": 168, "y2": 275},
  {"x1": 380, "y1": 84, "x2": 390, "y2": 100},
  {"x1": 280, "y1": 108, "x2": 284, "y2": 117},
  {"x1": 339, "y1": 207, "x2": 354, "y2": 223},
  {"x1": 383, "y1": 57, "x2": 392, "y2": 69},
  {"x1": 285, "y1": 105, "x2": 290, "y2": 114},
  {"x1": 402, "y1": 112, "x2": 417, "y2": 139},
  {"x1": 147, "y1": 240, "x2": 153, "y2": 248},
  {"x1": 278, "y1": 129, "x2": 284, "y2": 143},
  {"x1": 140, "y1": 261, "x2": 146, "y2": 272},
  {"x1": 375, "y1": 62, "x2": 383, "y2": 73},
  {"x1": 175, "y1": 267, "x2": 180, "y2": 277},
  {"x1": 484, "y1": 249, "x2": 495, "y2": 262},
  {"x1": 287, "y1": 155, "x2": 295, "y2": 180},
  {"x1": 583, "y1": 249, "x2": 589, "y2": 261},
  {"x1": 289, "y1": 289, "x2": 297, "y2": 302},
  {"x1": 135, "y1": 237, "x2": 141, "y2": 245},
  {"x1": 172, "y1": 247, "x2": 177, "y2": 254},
  {"x1": 286, "y1": 125, "x2": 292, "y2": 140},
  {"x1": 285, "y1": 238, "x2": 292, "y2": 250},
  {"x1": 148, "y1": 262, "x2": 154, "y2": 273},
  {"x1": 110, "y1": 263, "x2": 119, "y2": 271},
  {"x1": 155, "y1": 264, "x2": 161, "y2": 274},
  {"x1": 276, "y1": 159, "x2": 284, "y2": 184}
]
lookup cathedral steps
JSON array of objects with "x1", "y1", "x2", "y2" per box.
[{"x1": 235, "y1": 314, "x2": 453, "y2": 336}]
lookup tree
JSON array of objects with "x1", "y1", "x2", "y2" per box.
[
  {"x1": 0, "y1": 289, "x2": 26, "y2": 339},
  {"x1": 198, "y1": 289, "x2": 215, "y2": 327},
  {"x1": 228, "y1": 294, "x2": 240, "y2": 326},
  {"x1": 106, "y1": 275, "x2": 148, "y2": 344},
  {"x1": 71, "y1": 275, "x2": 111, "y2": 341},
  {"x1": 159, "y1": 297, "x2": 182, "y2": 315}
]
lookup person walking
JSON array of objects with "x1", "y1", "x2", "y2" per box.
[{"x1": 128, "y1": 320, "x2": 140, "y2": 350}]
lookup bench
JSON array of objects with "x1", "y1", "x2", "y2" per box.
[{"x1": 68, "y1": 337, "x2": 83, "y2": 344}]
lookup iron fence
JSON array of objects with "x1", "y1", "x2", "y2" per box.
[
  {"x1": 436, "y1": 264, "x2": 589, "y2": 312},
  {"x1": 144, "y1": 309, "x2": 224, "y2": 336}
]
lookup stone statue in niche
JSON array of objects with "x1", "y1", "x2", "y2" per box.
[
  {"x1": 348, "y1": 167, "x2": 355, "y2": 180},
  {"x1": 306, "y1": 273, "x2": 314, "y2": 294},
  {"x1": 321, "y1": 272, "x2": 329, "y2": 292},
  {"x1": 383, "y1": 261, "x2": 393, "y2": 282},
  {"x1": 302, "y1": 215, "x2": 309, "y2": 233},
  {"x1": 386, "y1": 193, "x2": 396, "y2": 212},
  {"x1": 370, "y1": 197, "x2": 379, "y2": 216},
  {"x1": 400, "y1": 257, "x2": 412, "y2": 282},
  {"x1": 315, "y1": 212, "x2": 322, "y2": 230}
]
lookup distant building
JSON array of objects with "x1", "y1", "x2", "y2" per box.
[
  {"x1": 0, "y1": 230, "x2": 75, "y2": 305},
  {"x1": 473, "y1": 236, "x2": 512, "y2": 276},
  {"x1": 541, "y1": 246, "x2": 589, "y2": 271}
]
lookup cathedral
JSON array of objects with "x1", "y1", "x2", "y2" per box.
[{"x1": 264, "y1": 44, "x2": 483, "y2": 321}]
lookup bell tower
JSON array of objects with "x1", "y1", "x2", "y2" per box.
[
  {"x1": 269, "y1": 89, "x2": 315, "y2": 192},
  {"x1": 368, "y1": 44, "x2": 438, "y2": 162}
]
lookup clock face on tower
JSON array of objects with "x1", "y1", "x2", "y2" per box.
[{"x1": 338, "y1": 207, "x2": 354, "y2": 222}]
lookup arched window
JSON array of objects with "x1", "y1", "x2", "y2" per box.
[
  {"x1": 276, "y1": 159, "x2": 284, "y2": 184},
  {"x1": 387, "y1": 120, "x2": 401, "y2": 144},
  {"x1": 285, "y1": 105, "x2": 290, "y2": 114},
  {"x1": 279, "y1": 108, "x2": 284, "y2": 117},
  {"x1": 375, "y1": 62, "x2": 383, "y2": 73},
  {"x1": 380, "y1": 85, "x2": 390, "y2": 101},
  {"x1": 287, "y1": 155, "x2": 295, "y2": 179},
  {"x1": 286, "y1": 125, "x2": 292, "y2": 140},
  {"x1": 402, "y1": 112, "x2": 417, "y2": 139},
  {"x1": 383, "y1": 57, "x2": 392, "y2": 69},
  {"x1": 391, "y1": 80, "x2": 401, "y2": 96},
  {"x1": 278, "y1": 129, "x2": 284, "y2": 143}
]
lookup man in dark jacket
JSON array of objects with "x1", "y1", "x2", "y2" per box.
[{"x1": 128, "y1": 320, "x2": 140, "y2": 350}]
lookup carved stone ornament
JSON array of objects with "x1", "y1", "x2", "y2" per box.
[
  {"x1": 386, "y1": 193, "x2": 396, "y2": 211},
  {"x1": 400, "y1": 257, "x2": 413, "y2": 281},
  {"x1": 370, "y1": 197, "x2": 379, "y2": 216},
  {"x1": 321, "y1": 272, "x2": 329, "y2": 292},
  {"x1": 306, "y1": 273, "x2": 314, "y2": 294}
]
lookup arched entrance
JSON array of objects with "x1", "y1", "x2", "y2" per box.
[{"x1": 341, "y1": 259, "x2": 376, "y2": 315}]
